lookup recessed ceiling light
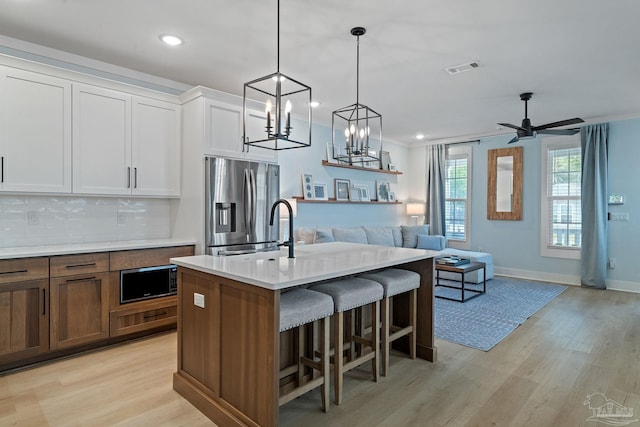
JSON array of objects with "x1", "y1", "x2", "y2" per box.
[
  {"x1": 310, "y1": 101, "x2": 320, "y2": 108},
  {"x1": 416, "y1": 133, "x2": 425, "y2": 140},
  {"x1": 160, "y1": 34, "x2": 183, "y2": 47}
]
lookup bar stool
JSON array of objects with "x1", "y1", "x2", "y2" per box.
[
  {"x1": 310, "y1": 277, "x2": 384, "y2": 405},
  {"x1": 279, "y1": 288, "x2": 334, "y2": 412},
  {"x1": 359, "y1": 268, "x2": 420, "y2": 376}
]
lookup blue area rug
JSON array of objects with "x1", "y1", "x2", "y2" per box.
[{"x1": 434, "y1": 276, "x2": 567, "y2": 351}]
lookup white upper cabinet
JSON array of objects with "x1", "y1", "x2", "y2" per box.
[
  {"x1": 203, "y1": 98, "x2": 277, "y2": 163},
  {"x1": 132, "y1": 97, "x2": 181, "y2": 197},
  {"x1": 72, "y1": 84, "x2": 132, "y2": 195},
  {"x1": 73, "y1": 84, "x2": 181, "y2": 197},
  {"x1": 0, "y1": 67, "x2": 72, "y2": 193}
]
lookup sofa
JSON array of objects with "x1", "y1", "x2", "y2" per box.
[{"x1": 295, "y1": 225, "x2": 493, "y2": 284}]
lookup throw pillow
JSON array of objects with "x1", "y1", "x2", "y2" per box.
[
  {"x1": 363, "y1": 227, "x2": 395, "y2": 247},
  {"x1": 314, "y1": 230, "x2": 335, "y2": 243},
  {"x1": 400, "y1": 225, "x2": 430, "y2": 248},
  {"x1": 416, "y1": 234, "x2": 444, "y2": 251},
  {"x1": 296, "y1": 227, "x2": 316, "y2": 244}
]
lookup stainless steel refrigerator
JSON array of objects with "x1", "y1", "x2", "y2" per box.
[{"x1": 205, "y1": 156, "x2": 280, "y2": 255}]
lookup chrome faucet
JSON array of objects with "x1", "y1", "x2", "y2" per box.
[{"x1": 269, "y1": 199, "x2": 295, "y2": 259}]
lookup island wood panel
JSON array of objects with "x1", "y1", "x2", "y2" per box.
[{"x1": 174, "y1": 267, "x2": 280, "y2": 427}]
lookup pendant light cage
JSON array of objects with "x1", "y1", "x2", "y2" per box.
[
  {"x1": 242, "y1": 0, "x2": 312, "y2": 151},
  {"x1": 243, "y1": 72, "x2": 312, "y2": 151},
  {"x1": 332, "y1": 26, "x2": 383, "y2": 168}
]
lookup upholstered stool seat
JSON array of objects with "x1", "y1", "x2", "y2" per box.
[
  {"x1": 279, "y1": 288, "x2": 334, "y2": 412},
  {"x1": 310, "y1": 277, "x2": 383, "y2": 405},
  {"x1": 359, "y1": 268, "x2": 420, "y2": 376}
]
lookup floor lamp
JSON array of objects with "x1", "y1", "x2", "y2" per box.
[{"x1": 406, "y1": 202, "x2": 425, "y2": 226}]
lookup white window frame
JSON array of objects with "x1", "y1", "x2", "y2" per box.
[
  {"x1": 540, "y1": 135, "x2": 581, "y2": 260},
  {"x1": 445, "y1": 144, "x2": 472, "y2": 250}
]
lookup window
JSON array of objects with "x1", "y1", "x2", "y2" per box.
[
  {"x1": 540, "y1": 135, "x2": 581, "y2": 259},
  {"x1": 444, "y1": 145, "x2": 471, "y2": 248}
]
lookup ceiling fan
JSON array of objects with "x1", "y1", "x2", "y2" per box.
[{"x1": 498, "y1": 92, "x2": 584, "y2": 144}]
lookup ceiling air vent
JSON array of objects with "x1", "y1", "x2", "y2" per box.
[{"x1": 445, "y1": 61, "x2": 480, "y2": 75}]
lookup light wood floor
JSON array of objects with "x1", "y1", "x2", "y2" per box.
[{"x1": 2, "y1": 284, "x2": 640, "y2": 426}]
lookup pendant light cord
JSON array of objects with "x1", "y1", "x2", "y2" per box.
[
  {"x1": 277, "y1": 0, "x2": 280, "y2": 73},
  {"x1": 356, "y1": 34, "x2": 360, "y2": 105}
]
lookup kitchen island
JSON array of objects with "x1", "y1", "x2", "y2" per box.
[{"x1": 170, "y1": 242, "x2": 437, "y2": 427}]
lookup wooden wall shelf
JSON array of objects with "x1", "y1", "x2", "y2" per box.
[
  {"x1": 322, "y1": 160, "x2": 403, "y2": 175},
  {"x1": 293, "y1": 196, "x2": 402, "y2": 205}
]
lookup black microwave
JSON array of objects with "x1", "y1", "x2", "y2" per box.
[{"x1": 120, "y1": 264, "x2": 177, "y2": 304}]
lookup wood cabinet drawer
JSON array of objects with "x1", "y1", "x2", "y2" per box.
[
  {"x1": 109, "y1": 297, "x2": 177, "y2": 337},
  {"x1": 50, "y1": 253, "x2": 109, "y2": 277},
  {"x1": 0, "y1": 257, "x2": 49, "y2": 284},
  {"x1": 109, "y1": 246, "x2": 194, "y2": 271}
]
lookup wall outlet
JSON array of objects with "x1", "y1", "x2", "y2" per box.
[
  {"x1": 117, "y1": 211, "x2": 126, "y2": 225},
  {"x1": 194, "y1": 293, "x2": 205, "y2": 308},
  {"x1": 609, "y1": 258, "x2": 616, "y2": 269},
  {"x1": 27, "y1": 211, "x2": 40, "y2": 225}
]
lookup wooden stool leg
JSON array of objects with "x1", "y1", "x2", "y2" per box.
[
  {"x1": 320, "y1": 317, "x2": 330, "y2": 412},
  {"x1": 371, "y1": 300, "x2": 380, "y2": 382},
  {"x1": 409, "y1": 289, "x2": 417, "y2": 359},
  {"x1": 381, "y1": 296, "x2": 391, "y2": 377},
  {"x1": 297, "y1": 325, "x2": 305, "y2": 386},
  {"x1": 334, "y1": 311, "x2": 344, "y2": 405}
]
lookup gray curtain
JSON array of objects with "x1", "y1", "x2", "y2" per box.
[
  {"x1": 425, "y1": 144, "x2": 446, "y2": 236},
  {"x1": 580, "y1": 124, "x2": 609, "y2": 289}
]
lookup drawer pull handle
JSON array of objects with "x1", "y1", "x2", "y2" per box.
[
  {"x1": 0, "y1": 269, "x2": 28, "y2": 275},
  {"x1": 143, "y1": 311, "x2": 168, "y2": 320},
  {"x1": 65, "y1": 263, "x2": 97, "y2": 269},
  {"x1": 65, "y1": 276, "x2": 96, "y2": 283}
]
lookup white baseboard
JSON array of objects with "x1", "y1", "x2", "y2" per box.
[{"x1": 494, "y1": 267, "x2": 640, "y2": 294}]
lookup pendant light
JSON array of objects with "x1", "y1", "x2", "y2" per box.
[
  {"x1": 332, "y1": 27, "x2": 382, "y2": 167},
  {"x1": 243, "y1": 0, "x2": 312, "y2": 151}
]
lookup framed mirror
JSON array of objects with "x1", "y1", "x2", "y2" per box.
[{"x1": 487, "y1": 146, "x2": 523, "y2": 220}]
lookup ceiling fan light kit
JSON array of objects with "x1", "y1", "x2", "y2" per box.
[
  {"x1": 242, "y1": 0, "x2": 312, "y2": 151},
  {"x1": 499, "y1": 92, "x2": 585, "y2": 144},
  {"x1": 331, "y1": 26, "x2": 383, "y2": 167}
]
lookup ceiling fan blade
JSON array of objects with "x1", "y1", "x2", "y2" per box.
[
  {"x1": 498, "y1": 122, "x2": 526, "y2": 131},
  {"x1": 537, "y1": 128, "x2": 580, "y2": 136},
  {"x1": 533, "y1": 117, "x2": 584, "y2": 131},
  {"x1": 507, "y1": 135, "x2": 520, "y2": 144}
]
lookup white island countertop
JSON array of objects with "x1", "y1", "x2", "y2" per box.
[
  {"x1": 0, "y1": 238, "x2": 196, "y2": 260},
  {"x1": 170, "y1": 242, "x2": 438, "y2": 290}
]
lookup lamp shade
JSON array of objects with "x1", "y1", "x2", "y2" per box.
[{"x1": 406, "y1": 202, "x2": 425, "y2": 216}]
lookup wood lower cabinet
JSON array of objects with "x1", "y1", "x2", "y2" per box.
[
  {"x1": 0, "y1": 258, "x2": 50, "y2": 365},
  {"x1": 49, "y1": 253, "x2": 110, "y2": 350}
]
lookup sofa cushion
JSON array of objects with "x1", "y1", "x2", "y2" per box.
[
  {"x1": 363, "y1": 226, "x2": 395, "y2": 247},
  {"x1": 314, "y1": 229, "x2": 335, "y2": 243},
  {"x1": 296, "y1": 227, "x2": 316, "y2": 244},
  {"x1": 390, "y1": 226, "x2": 403, "y2": 247},
  {"x1": 416, "y1": 234, "x2": 445, "y2": 251},
  {"x1": 401, "y1": 225, "x2": 430, "y2": 248},
  {"x1": 333, "y1": 227, "x2": 368, "y2": 244}
]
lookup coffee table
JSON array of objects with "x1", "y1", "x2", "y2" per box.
[{"x1": 435, "y1": 261, "x2": 486, "y2": 302}]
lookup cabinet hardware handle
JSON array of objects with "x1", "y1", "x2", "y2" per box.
[
  {"x1": 42, "y1": 289, "x2": 46, "y2": 316},
  {"x1": 143, "y1": 311, "x2": 168, "y2": 320},
  {"x1": 65, "y1": 263, "x2": 96, "y2": 269},
  {"x1": 0, "y1": 269, "x2": 28, "y2": 275},
  {"x1": 134, "y1": 167, "x2": 138, "y2": 189},
  {"x1": 127, "y1": 167, "x2": 131, "y2": 188},
  {"x1": 1, "y1": 156, "x2": 4, "y2": 183},
  {"x1": 65, "y1": 276, "x2": 96, "y2": 283}
]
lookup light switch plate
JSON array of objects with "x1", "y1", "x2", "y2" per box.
[{"x1": 194, "y1": 293, "x2": 205, "y2": 308}]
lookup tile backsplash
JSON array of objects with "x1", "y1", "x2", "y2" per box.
[{"x1": 0, "y1": 196, "x2": 170, "y2": 248}]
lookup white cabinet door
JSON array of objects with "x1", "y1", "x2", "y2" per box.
[
  {"x1": 72, "y1": 84, "x2": 132, "y2": 195},
  {"x1": 0, "y1": 67, "x2": 72, "y2": 193},
  {"x1": 132, "y1": 97, "x2": 181, "y2": 197},
  {"x1": 244, "y1": 108, "x2": 278, "y2": 163},
  {"x1": 204, "y1": 99, "x2": 244, "y2": 158}
]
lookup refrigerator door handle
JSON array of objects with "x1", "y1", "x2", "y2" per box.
[
  {"x1": 243, "y1": 169, "x2": 252, "y2": 233},
  {"x1": 250, "y1": 169, "x2": 257, "y2": 232}
]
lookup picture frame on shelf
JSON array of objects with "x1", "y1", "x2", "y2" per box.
[
  {"x1": 326, "y1": 143, "x2": 336, "y2": 164},
  {"x1": 349, "y1": 186, "x2": 362, "y2": 202},
  {"x1": 356, "y1": 184, "x2": 370, "y2": 201},
  {"x1": 376, "y1": 180, "x2": 390, "y2": 202},
  {"x1": 388, "y1": 192, "x2": 396, "y2": 202},
  {"x1": 381, "y1": 151, "x2": 391, "y2": 171},
  {"x1": 313, "y1": 183, "x2": 328, "y2": 200},
  {"x1": 388, "y1": 163, "x2": 397, "y2": 172},
  {"x1": 302, "y1": 174, "x2": 314, "y2": 200},
  {"x1": 334, "y1": 179, "x2": 350, "y2": 201}
]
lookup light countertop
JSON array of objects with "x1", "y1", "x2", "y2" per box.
[
  {"x1": 0, "y1": 238, "x2": 196, "y2": 259},
  {"x1": 170, "y1": 242, "x2": 438, "y2": 290}
]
